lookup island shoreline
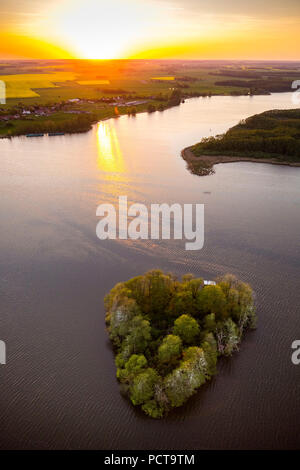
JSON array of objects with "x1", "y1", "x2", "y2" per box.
[{"x1": 181, "y1": 146, "x2": 300, "y2": 176}]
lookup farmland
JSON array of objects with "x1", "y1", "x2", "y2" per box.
[
  {"x1": 1, "y1": 59, "x2": 299, "y2": 106},
  {"x1": 0, "y1": 59, "x2": 299, "y2": 137},
  {"x1": 1, "y1": 72, "x2": 77, "y2": 99}
]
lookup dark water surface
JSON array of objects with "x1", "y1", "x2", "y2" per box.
[{"x1": 0, "y1": 93, "x2": 300, "y2": 449}]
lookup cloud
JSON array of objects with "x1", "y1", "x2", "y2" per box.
[{"x1": 154, "y1": 0, "x2": 300, "y2": 17}]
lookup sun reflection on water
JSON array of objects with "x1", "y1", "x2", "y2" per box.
[{"x1": 96, "y1": 121, "x2": 125, "y2": 174}]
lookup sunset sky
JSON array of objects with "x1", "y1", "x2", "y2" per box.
[{"x1": 0, "y1": 0, "x2": 299, "y2": 60}]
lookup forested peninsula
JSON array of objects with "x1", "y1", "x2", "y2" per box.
[
  {"x1": 105, "y1": 270, "x2": 256, "y2": 418},
  {"x1": 182, "y1": 109, "x2": 300, "y2": 176}
]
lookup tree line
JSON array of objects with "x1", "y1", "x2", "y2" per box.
[{"x1": 191, "y1": 109, "x2": 300, "y2": 161}]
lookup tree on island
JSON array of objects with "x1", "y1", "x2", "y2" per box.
[{"x1": 105, "y1": 270, "x2": 256, "y2": 418}]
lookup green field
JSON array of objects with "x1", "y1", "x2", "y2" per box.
[
  {"x1": 1, "y1": 59, "x2": 298, "y2": 106},
  {"x1": 0, "y1": 72, "x2": 77, "y2": 99},
  {"x1": 0, "y1": 60, "x2": 299, "y2": 138}
]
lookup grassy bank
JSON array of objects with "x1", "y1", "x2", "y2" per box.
[{"x1": 0, "y1": 96, "x2": 176, "y2": 138}]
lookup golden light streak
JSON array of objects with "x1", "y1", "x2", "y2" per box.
[{"x1": 96, "y1": 122, "x2": 125, "y2": 174}]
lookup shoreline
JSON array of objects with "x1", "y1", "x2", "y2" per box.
[
  {"x1": 181, "y1": 146, "x2": 300, "y2": 176},
  {"x1": 0, "y1": 115, "x2": 113, "y2": 140},
  {"x1": 0, "y1": 91, "x2": 271, "y2": 140}
]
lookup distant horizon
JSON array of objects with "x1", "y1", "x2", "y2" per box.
[{"x1": 0, "y1": 58, "x2": 300, "y2": 62}]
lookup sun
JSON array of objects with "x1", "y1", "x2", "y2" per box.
[
  {"x1": 72, "y1": 35, "x2": 123, "y2": 61},
  {"x1": 49, "y1": 0, "x2": 157, "y2": 60}
]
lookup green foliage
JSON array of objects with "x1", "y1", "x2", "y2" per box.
[
  {"x1": 126, "y1": 271, "x2": 173, "y2": 312},
  {"x1": 7, "y1": 113, "x2": 98, "y2": 137},
  {"x1": 147, "y1": 104, "x2": 156, "y2": 113},
  {"x1": 165, "y1": 347, "x2": 207, "y2": 407},
  {"x1": 128, "y1": 107, "x2": 137, "y2": 115},
  {"x1": 167, "y1": 89, "x2": 182, "y2": 107},
  {"x1": 173, "y1": 314, "x2": 200, "y2": 344},
  {"x1": 167, "y1": 277, "x2": 203, "y2": 318},
  {"x1": 204, "y1": 313, "x2": 217, "y2": 332},
  {"x1": 157, "y1": 103, "x2": 166, "y2": 112},
  {"x1": 130, "y1": 368, "x2": 159, "y2": 405},
  {"x1": 201, "y1": 333, "x2": 218, "y2": 376},
  {"x1": 217, "y1": 274, "x2": 256, "y2": 330},
  {"x1": 105, "y1": 270, "x2": 256, "y2": 418},
  {"x1": 215, "y1": 318, "x2": 240, "y2": 356},
  {"x1": 197, "y1": 285, "x2": 227, "y2": 320},
  {"x1": 142, "y1": 399, "x2": 164, "y2": 418},
  {"x1": 107, "y1": 296, "x2": 141, "y2": 345},
  {"x1": 158, "y1": 335, "x2": 182, "y2": 365},
  {"x1": 191, "y1": 109, "x2": 300, "y2": 162},
  {"x1": 117, "y1": 354, "x2": 148, "y2": 383},
  {"x1": 167, "y1": 290, "x2": 195, "y2": 318},
  {"x1": 122, "y1": 315, "x2": 152, "y2": 357}
]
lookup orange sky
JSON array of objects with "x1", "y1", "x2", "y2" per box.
[{"x1": 0, "y1": 0, "x2": 299, "y2": 60}]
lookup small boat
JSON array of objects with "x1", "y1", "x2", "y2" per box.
[
  {"x1": 26, "y1": 133, "x2": 44, "y2": 138},
  {"x1": 48, "y1": 132, "x2": 65, "y2": 136}
]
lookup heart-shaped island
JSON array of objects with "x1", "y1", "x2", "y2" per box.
[{"x1": 105, "y1": 270, "x2": 256, "y2": 418}]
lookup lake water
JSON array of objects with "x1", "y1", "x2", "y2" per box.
[{"x1": 0, "y1": 93, "x2": 300, "y2": 449}]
